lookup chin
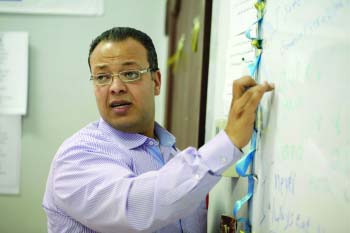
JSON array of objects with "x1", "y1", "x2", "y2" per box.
[{"x1": 109, "y1": 119, "x2": 144, "y2": 133}]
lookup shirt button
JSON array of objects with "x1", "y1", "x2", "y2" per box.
[
  {"x1": 148, "y1": 141, "x2": 154, "y2": 146},
  {"x1": 221, "y1": 157, "x2": 227, "y2": 164},
  {"x1": 195, "y1": 174, "x2": 200, "y2": 180}
]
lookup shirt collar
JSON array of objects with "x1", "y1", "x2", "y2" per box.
[
  {"x1": 98, "y1": 118, "x2": 176, "y2": 150},
  {"x1": 154, "y1": 122, "x2": 176, "y2": 148}
]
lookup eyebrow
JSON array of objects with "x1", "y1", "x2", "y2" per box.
[
  {"x1": 120, "y1": 61, "x2": 142, "y2": 67},
  {"x1": 94, "y1": 61, "x2": 143, "y2": 70},
  {"x1": 94, "y1": 64, "x2": 109, "y2": 70}
]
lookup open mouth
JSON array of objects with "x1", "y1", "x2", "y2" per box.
[{"x1": 110, "y1": 101, "x2": 132, "y2": 108}]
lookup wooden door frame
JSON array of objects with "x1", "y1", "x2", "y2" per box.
[{"x1": 165, "y1": 0, "x2": 213, "y2": 148}]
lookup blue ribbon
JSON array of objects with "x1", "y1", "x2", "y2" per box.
[
  {"x1": 235, "y1": 130, "x2": 257, "y2": 176},
  {"x1": 244, "y1": 17, "x2": 264, "y2": 41},
  {"x1": 232, "y1": 130, "x2": 257, "y2": 232},
  {"x1": 233, "y1": 175, "x2": 255, "y2": 232},
  {"x1": 232, "y1": 20, "x2": 262, "y2": 233},
  {"x1": 232, "y1": 2, "x2": 265, "y2": 232},
  {"x1": 248, "y1": 52, "x2": 262, "y2": 77},
  {"x1": 232, "y1": 55, "x2": 260, "y2": 230}
]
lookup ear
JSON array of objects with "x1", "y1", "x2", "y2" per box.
[{"x1": 153, "y1": 70, "x2": 161, "y2": 96}]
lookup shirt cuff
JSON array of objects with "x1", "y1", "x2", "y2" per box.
[{"x1": 198, "y1": 130, "x2": 243, "y2": 175}]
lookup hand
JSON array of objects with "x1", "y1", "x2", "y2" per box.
[{"x1": 225, "y1": 76, "x2": 275, "y2": 149}]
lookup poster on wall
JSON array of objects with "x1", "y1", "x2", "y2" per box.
[
  {"x1": 0, "y1": 32, "x2": 28, "y2": 115},
  {"x1": 0, "y1": 115, "x2": 21, "y2": 194},
  {"x1": 0, "y1": 0, "x2": 104, "y2": 15}
]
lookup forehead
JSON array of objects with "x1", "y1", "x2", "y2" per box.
[{"x1": 90, "y1": 38, "x2": 148, "y2": 70}]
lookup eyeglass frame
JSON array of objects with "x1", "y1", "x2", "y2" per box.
[{"x1": 90, "y1": 67, "x2": 157, "y2": 86}]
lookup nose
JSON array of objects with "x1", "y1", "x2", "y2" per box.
[{"x1": 109, "y1": 75, "x2": 127, "y2": 95}]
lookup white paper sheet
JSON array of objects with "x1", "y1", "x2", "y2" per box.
[
  {"x1": 0, "y1": 32, "x2": 28, "y2": 115},
  {"x1": 222, "y1": 0, "x2": 257, "y2": 116},
  {"x1": 0, "y1": 0, "x2": 103, "y2": 15},
  {"x1": 0, "y1": 115, "x2": 21, "y2": 194},
  {"x1": 230, "y1": 0, "x2": 257, "y2": 35},
  {"x1": 223, "y1": 35, "x2": 255, "y2": 115}
]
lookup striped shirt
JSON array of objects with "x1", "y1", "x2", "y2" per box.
[{"x1": 42, "y1": 118, "x2": 242, "y2": 233}]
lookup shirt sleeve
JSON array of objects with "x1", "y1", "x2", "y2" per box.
[{"x1": 53, "y1": 130, "x2": 243, "y2": 233}]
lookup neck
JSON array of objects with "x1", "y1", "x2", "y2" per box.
[{"x1": 143, "y1": 121, "x2": 155, "y2": 139}]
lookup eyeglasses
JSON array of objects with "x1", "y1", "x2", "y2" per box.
[{"x1": 90, "y1": 68, "x2": 153, "y2": 86}]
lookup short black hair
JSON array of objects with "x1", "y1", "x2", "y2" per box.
[{"x1": 88, "y1": 27, "x2": 159, "y2": 72}]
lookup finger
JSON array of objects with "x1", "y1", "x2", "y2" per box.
[
  {"x1": 233, "y1": 90, "x2": 253, "y2": 113},
  {"x1": 244, "y1": 83, "x2": 272, "y2": 113},
  {"x1": 233, "y1": 81, "x2": 275, "y2": 114},
  {"x1": 262, "y1": 81, "x2": 275, "y2": 92},
  {"x1": 232, "y1": 81, "x2": 268, "y2": 113},
  {"x1": 233, "y1": 76, "x2": 257, "y2": 101}
]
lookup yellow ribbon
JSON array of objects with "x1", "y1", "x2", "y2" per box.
[
  {"x1": 191, "y1": 17, "x2": 201, "y2": 52},
  {"x1": 254, "y1": 1, "x2": 265, "y2": 11},
  {"x1": 167, "y1": 34, "x2": 185, "y2": 72},
  {"x1": 251, "y1": 39, "x2": 262, "y2": 49},
  {"x1": 255, "y1": 1, "x2": 265, "y2": 18}
]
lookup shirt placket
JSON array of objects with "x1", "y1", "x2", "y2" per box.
[{"x1": 146, "y1": 139, "x2": 165, "y2": 165}]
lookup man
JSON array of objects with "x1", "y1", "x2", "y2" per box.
[{"x1": 42, "y1": 27, "x2": 274, "y2": 233}]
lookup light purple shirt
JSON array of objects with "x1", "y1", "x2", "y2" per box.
[{"x1": 42, "y1": 118, "x2": 242, "y2": 233}]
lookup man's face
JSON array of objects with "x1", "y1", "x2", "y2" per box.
[{"x1": 89, "y1": 38, "x2": 161, "y2": 137}]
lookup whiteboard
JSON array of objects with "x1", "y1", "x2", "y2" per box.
[{"x1": 252, "y1": 0, "x2": 350, "y2": 232}]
